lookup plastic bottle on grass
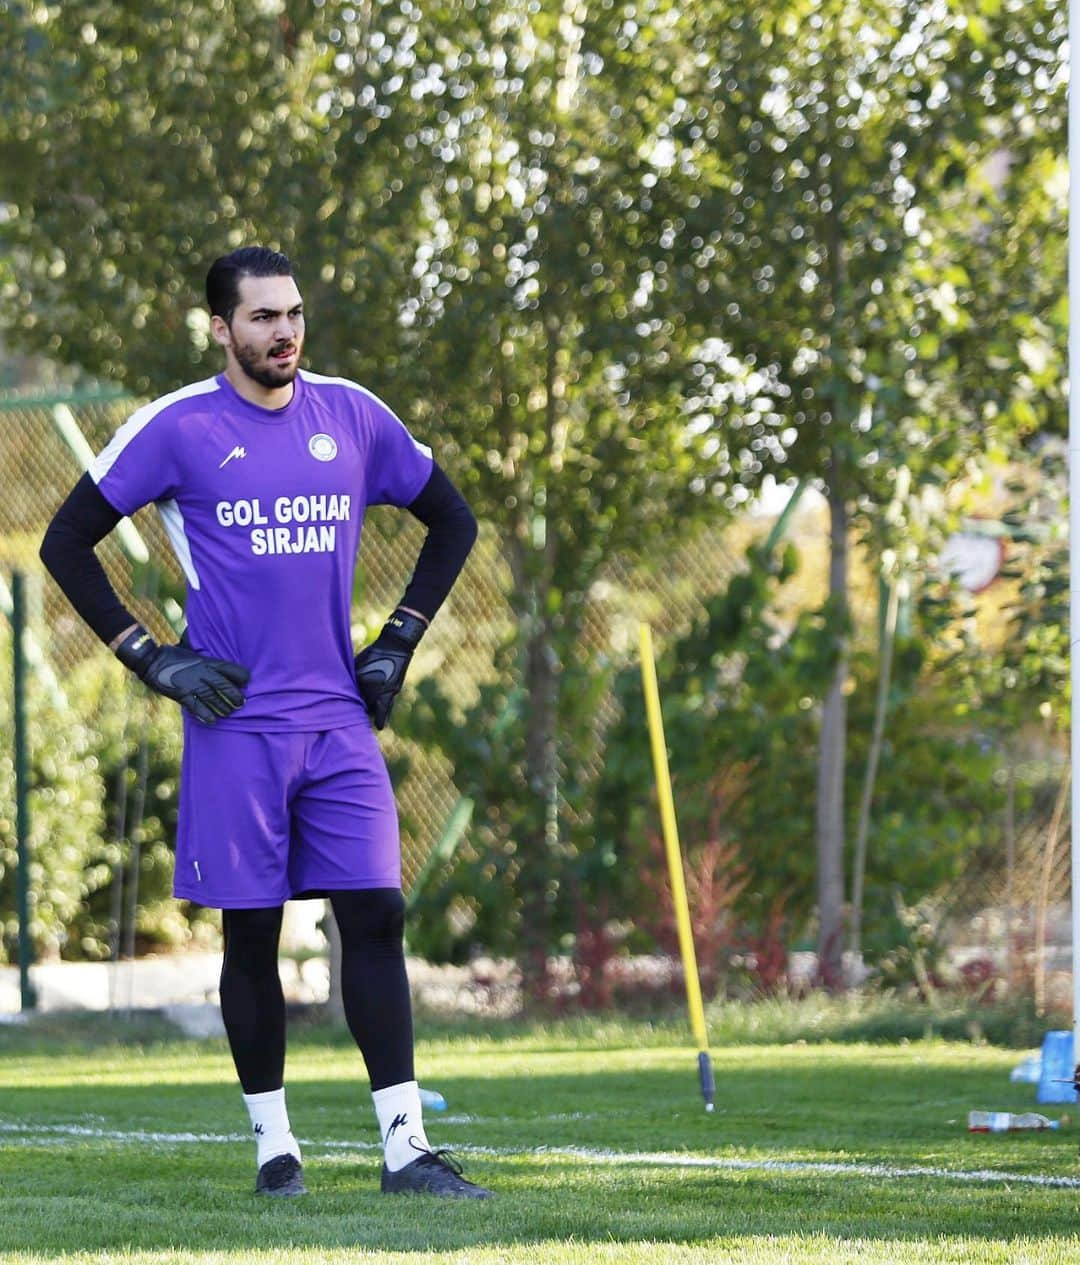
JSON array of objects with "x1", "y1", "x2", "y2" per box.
[{"x1": 967, "y1": 1110, "x2": 1061, "y2": 1132}]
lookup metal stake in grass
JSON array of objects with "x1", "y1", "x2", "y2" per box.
[{"x1": 639, "y1": 622, "x2": 715, "y2": 1113}]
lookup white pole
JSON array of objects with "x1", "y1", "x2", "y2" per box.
[
  {"x1": 52, "y1": 404, "x2": 149, "y2": 564},
  {"x1": 1070, "y1": 0, "x2": 1080, "y2": 1079}
]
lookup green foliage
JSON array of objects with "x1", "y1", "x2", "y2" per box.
[
  {"x1": 0, "y1": 1, "x2": 1068, "y2": 986},
  {"x1": 843, "y1": 663, "x2": 1008, "y2": 964},
  {"x1": 1, "y1": 1, "x2": 752, "y2": 987},
  {"x1": 400, "y1": 523, "x2": 1009, "y2": 976},
  {"x1": 66, "y1": 656, "x2": 216, "y2": 958},
  {"x1": 915, "y1": 441, "x2": 1070, "y2": 744},
  {"x1": 997, "y1": 444, "x2": 1069, "y2": 732},
  {"x1": 0, "y1": 625, "x2": 206, "y2": 965},
  {"x1": 593, "y1": 541, "x2": 1005, "y2": 964},
  {"x1": 0, "y1": 650, "x2": 108, "y2": 963},
  {"x1": 597, "y1": 544, "x2": 824, "y2": 939},
  {"x1": 660, "y1": 0, "x2": 1065, "y2": 982},
  {"x1": 672, "y1": 0, "x2": 1066, "y2": 492}
]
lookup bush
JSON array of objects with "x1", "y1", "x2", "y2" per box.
[
  {"x1": 594, "y1": 542, "x2": 1007, "y2": 980},
  {"x1": 0, "y1": 629, "x2": 211, "y2": 964}
]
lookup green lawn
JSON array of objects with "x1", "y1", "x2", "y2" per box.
[{"x1": 0, "y1": 1012, "x2": 1077, "y2": 1264}]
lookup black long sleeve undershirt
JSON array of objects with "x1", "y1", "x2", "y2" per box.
[
  {"x1": 40, "y1": 462, "x2": 477, "y2": 645},
  {"x1": 401, "y1": 463, "x2": 478, "y2": 621}
]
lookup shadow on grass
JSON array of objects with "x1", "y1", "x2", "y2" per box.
[{"x1": 1, "y1": 1051, "x2": 1078, "y2": 1255}]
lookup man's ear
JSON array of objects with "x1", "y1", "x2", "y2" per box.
[{"x1": 210, "y1": 314, "x2": 232, "y2": 349}]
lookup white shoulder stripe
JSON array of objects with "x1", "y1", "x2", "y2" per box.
[
  {"x1": 89, "y1": 377, "x2": 221, "y2": 484},
  {"x1": 299, "y1": 369, "x2": 432, "y2": 459}
]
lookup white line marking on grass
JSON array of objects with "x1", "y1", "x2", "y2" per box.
[
  {"x1": 3, "y1": 1122, "x2": 1079, "y2": 1189},
  {"x1": 435, "y1": 1112, "x2": 598, "y2": 1125},
  {"x1": 522, "y1": 1147, "x2": 1080, "y2": 1190},
  {"x1": 0, "y1": 1123, "x2": 249, "y2": 1144}
]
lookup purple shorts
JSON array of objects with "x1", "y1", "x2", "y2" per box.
[{"x1": 174, "y1": 721, "x2": 401, "y2": 908}]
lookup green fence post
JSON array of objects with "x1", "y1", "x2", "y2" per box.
[
  {"x1": 406, "y1": 796, "x2": 475, "y2": 910},
  {"x1": 12, "y1": 572, "x2": 37, "y2": 1012},
  {"x1": 762, "y1": 477, "x2": 807, "y2": 557}
]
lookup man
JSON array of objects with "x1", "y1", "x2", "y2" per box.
[{"x1": 40, "y1": 246, "x2": 489, "y2": 1200}]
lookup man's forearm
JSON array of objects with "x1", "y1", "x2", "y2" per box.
[{"x1": 401, "y1": 464, "x2": 478, "y2": 622}]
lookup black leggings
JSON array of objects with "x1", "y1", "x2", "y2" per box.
[{"x1": 219, "y1": 889, "x2": 414, "y2": 1094}]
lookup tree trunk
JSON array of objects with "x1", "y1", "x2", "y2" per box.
[
  {"x1": 816, "y1": 459, "x2": 849, "y2": 990},
  {"x1": 512, "y1": 315, "x2": 564, "y2": 1005},
  {"x1": 519, "y1": 604, "x2": 560, "y2": 1001},
  {"x1": 849, "y1": 574, "x2": 901, "y2": 960}
]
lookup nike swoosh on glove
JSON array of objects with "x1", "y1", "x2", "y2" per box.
[
  {"x1": 354, "y1": 608, "x2": 427, "y2": 729},
  {"x1": 115, "y1": 627, "x2": 251, "y2": 725}
]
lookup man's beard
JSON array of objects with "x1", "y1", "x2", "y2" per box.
[{"x1": 232, "y1": 339, "x2": 300, "y2": 389}]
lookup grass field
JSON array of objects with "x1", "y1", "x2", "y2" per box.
[{"x1": 0, "y1": 1006, "x2": 1078, "y2": 1264}]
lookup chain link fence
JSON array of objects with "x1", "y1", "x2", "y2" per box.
[
  {"x1": 943, "y1": 760, "x2": 1072, "y2": 1013},
  {"x1": 0, "y1": 389, "x2": 737, "y2": 966},
  {"x1": 4, "y1": 388, "x2": 1068, "y2": 1012}
]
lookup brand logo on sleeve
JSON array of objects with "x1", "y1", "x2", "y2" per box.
[
  {"x1": 219, "y1": 445, "x2": 247, "y2": 468},
  {"x1": 308, "y1": 433, "x2": 338, "y2": 462}
]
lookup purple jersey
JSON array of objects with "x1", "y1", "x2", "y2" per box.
[{"x1": 90, "y1": 370, "x2": 433, "y2": 731}]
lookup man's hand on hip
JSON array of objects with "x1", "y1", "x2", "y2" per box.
[
  {"x1": 115, "y1": 627, "x2": 250, "y2": 724},
  {"x1": 354, "y1": 608, "x2": 427, "y2": 730}
]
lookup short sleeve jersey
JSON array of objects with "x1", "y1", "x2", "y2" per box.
[{"x1": 90, "y1": 369, "x2": 433, "y2": 731}]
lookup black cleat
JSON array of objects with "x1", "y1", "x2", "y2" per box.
[
  {"x1": 381, "y1": 1148, "x2": 492, "y2": 1199},
  {"x1": 256, "y1": 1153, "x2": 306, "y2": 1197}
]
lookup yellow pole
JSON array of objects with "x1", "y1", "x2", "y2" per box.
[{"x1": 639, "y1": 622, "x2": 715, "y2": 1111}]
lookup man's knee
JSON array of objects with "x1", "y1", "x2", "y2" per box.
[
  {"x1": 222, "y1": 905, "x2": 284, "y2": 977},
  {"x1": 331, "y1": 888, "x2": 406, "y2": 952}
]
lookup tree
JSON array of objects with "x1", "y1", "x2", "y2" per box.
[
  {"x1": 591, "y1": 538, "x2": 1007, "y2": 983},
  {"x1": 653, "y1": 0, "x2": 1066, "y2": 985},
  {"x1": 0, "y1": 1, "x2": 438, "y2": 393},
  {"x1": 376, "y1": 0, "x2": 756, "y2": 991},
  {"x1": 3, "y1": 0, "x2": 1065, "y2": 995},
  {"x1": 1, "y1": 1, "x2": 756, "y2": 996}
]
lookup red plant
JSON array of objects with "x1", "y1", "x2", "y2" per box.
[
  {"x1": 741, "y1": 894, "x2": 791, "y2": 995},
  {"x1": 639, "y1": 764, "x2": 753, "y2": 999},
  {"x1": 958, "y1": 955, "x2": 999, "y2": 1001},
  {"x1": 574, "y1": 894, "x2": 620, "y2": 1010}
]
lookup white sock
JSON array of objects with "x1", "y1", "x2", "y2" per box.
[
  {"x1": 242, "y1": 1088, "x2": 302, "y2": 1169},
  {"x1": 372, "y1": 1080, "x2": 431, "y2": 1173}
]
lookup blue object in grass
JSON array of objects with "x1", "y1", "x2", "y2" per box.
[
  {"x1": 419, "y1": 1087, "x2": 447, "y2": 1111},
  {"x1": 1037, "y1": 1030, "x2": 1078, "y2": 1104},
  {"x1": 1009, "y1": 1055, "x2": 1041, "y2": 1084}
]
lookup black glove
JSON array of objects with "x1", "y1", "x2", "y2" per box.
[
  {"x1": 115, "y1": 626, "x2": 250, "y2": 725},
  {"x1": 354, "y1": 608, "x2": 427, "y2": 729}
]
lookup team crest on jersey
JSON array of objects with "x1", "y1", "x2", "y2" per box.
[{"x1": 308, "y1": 433, "x2": 338, "y2": 462}]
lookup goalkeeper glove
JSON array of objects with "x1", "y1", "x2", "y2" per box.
[
  {"x1": 354, "y1": 608, "x2": 427, "y2": 729},
  {"x1": 115, "y1": 627, "x2": 250, "y2": 725}
]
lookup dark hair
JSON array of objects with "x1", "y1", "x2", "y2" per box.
[{"x1": 206, "y1": 246, "x2": 293, "y2": 324}]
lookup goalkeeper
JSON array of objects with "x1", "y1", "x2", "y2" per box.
[{"x1": 40, "y1": 246, "x2": 488, "y2": 1200}]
